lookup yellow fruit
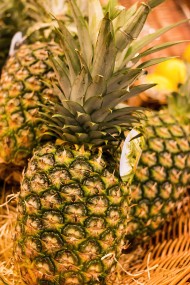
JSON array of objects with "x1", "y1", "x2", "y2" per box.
[
  {"x1": 140, "y1": 73, "x2": 175, "y2": 103},
  {"x1": 145, "y1": 73, "x2": 175, "y2": 92},
  {"x1": 182, "y1": 44, "x2": 190, "y2": 63},
  {"x1": 154, "y1": 58, "x2": 186, "y2": 90}
]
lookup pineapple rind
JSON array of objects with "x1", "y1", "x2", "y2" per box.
[
  {"x1": 14, "y1": 142, "x2": 130, "y2": 284},
  {"x1": 0, "y1": 42, "x2": 63, "y2": 182},
  {"x1": 127, "y1": 110, "x2": 190, "y2": 242}
]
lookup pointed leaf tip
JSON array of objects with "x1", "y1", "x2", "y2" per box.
[{"x1": 146, "y1": 0, "x2": 165, "y2": 9}]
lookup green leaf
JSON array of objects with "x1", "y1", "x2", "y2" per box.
[
  {"x1": 83, "y1": 95, "x2": 103, "y2": 114},
  {"x1": 38, "y1": 114, "x2": 63, "y2": 127},
  {"x1": 104, "y1": 84, "x2": 156, "y2": 108},
  {"x1": 100, "y1": 118, "x2": 139, "y2": 128},
  {"x1": 40, "y1": 131, "x2": 58, "y2": 138},
  {"x1": 113, "y1": 3, "x2": 137, "y2": 33},
  {"x1": 76, "y1": 112, "x2": 91, "y2": 126},
  {"x1": 89, "y1": 130, "x2": 106, "y2": 139},
  {"x1": 75, "y1": 49, "x2": 92, "y2": 76},
  {"x1": 131, "y1": 40, "x2": 190, "y2": 64},
  {"x1": 66, "y1": 100, "x2": 86, "y2": 116},
  {"x1": 88, "y1": 0, "x2": 104, "y2": 45},
  {"x1": 91, "y1": 108, "x2": 111, "y2": 123},
  {"x1": 147, "y1": 0, "x2": 165, "y2": 9},
  {"x1": 90, "y1": 138, "x2": 106, "y2": 146},
  {"x1": 104, "y1": 106, "x2": 144, "y2": 122},
  {"x1": 83, "y1": 121, "x2": 99, "y2": 131},
  {"x1": 55, "y1": 25, "x2": 80, "y2": 83},
  {"x1": 107, "y1": 68, "x2": 143, "y2": 92},
  {"x1": 115, "y1": 3, "x2": 150, "y2": 51},
  {"x1": 84, "y1": 74, "x2": 106, "y2": 101},
  {"x1": 127, "y1": 84, "x2": 157, "y2": 97},
  {"x1": 63, "y1": 124, "x2": 83, "y2": 133},
  {"x1": 91, "y1": 15, "x2": 117, "y2": 80},
  {"x1": 53, "y1": 102, "x2": 76, "y2": 119},
  {"x1": 49, "y1": 54, "x2": 71, "y2": 99},
  {"x1": 45, "y1": 126, "x2": 63, "y2": 138},
  {"x1": 53, "y1": 114, "x2": 78, "y2": 126},
  {"x1": 51, "y1": 82, "x2": 65, "y2": 99},
  {"x1": 77, "y1": 133, "x2": 89, "y2": 142},
  {"x1": 48, "y1": 123, "x2": 64, "y2": 132},
  {"x1": 44, "y1": 113, "x2": 65, "y2": 126},
  {"x1": 101, "y1": 126, "x2": 131, "y2": 134},
  {"x1": 137, "y1": 56, "x2": 175, "y2": 69},
  {"x1": 99, "y1": 126, "x2": 118, "y2": 134},
  {"x1": 104, "y1": 0, "x2": 120, "y2": 20},
  {"x1": 68, "y1": 0, "x2": 93, "y2": 67},
  {"x1": 70, "y1": 67, "x2": 90, "y2": 103},
  {"x1": 63, "y1": 133, "x2": 79, "y2": 143},
  {"x1": 102, "y1": 89, "x2": 127, "y2": 108},
  {"x1": 124, "y1": 19, "x2": 189, "y2": 64},
  {"x1": 57, "y1": 20, "x2": 78, "y2": 52}
]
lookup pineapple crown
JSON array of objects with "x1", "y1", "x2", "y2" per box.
[{"x1": 41, "y1": 0, "x2": 188, "y2": 148}]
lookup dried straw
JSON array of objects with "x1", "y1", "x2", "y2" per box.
[{"x1": 0, "y1": 185, "x2": 189, "y2": 285}]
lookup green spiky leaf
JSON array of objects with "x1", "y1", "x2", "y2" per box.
[
  {"x1": 55, "y1": 25, "x2": 81, "y2": 82},
  {"x1": 107, "y1": 68, "x2": 143, "y2": 92},
  {"x1": 92, "y1": 15, "x2": 116, "y2": 80},
  {"x1": 84, "y1": 75, "x2": 106, "y2": 101},
  {"x1": 68, "y1": 0, "x2": 93, "y2": 66},
  {"x1": 124, "y1": 19, "x2": 189, "y2": 64},
  {"x1": 70, "y1": 67, "x2": 90, "y2": 103},
  {"x1": 88, "y1": 0, "x2": 104, "y2": 45},
  {"x1": 49, "y1": 54, "x2": 71, "y2": 99},
  {"x1": 131, "y1": 40, "x2": 190, "y2": 64},
  {"x1": 137, "y1": 57, "x2": 175, "y2": 69}
]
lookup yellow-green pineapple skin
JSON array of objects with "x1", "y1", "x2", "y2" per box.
[
  {"x1": 14, "y1": 143, "x2": 130, "y2": 285},
  {"x1": 0, "y1": 42, "x2": 63, "y2": 182},
  {"x1": 127, "y1": 110, "x2": 190, "y2": 242}
]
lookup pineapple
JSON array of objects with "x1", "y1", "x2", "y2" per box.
[
  {"x1": 127, "y1": 70, "x2": 190, "y2": 244},
  {"x1": 0, "y1": 0, "x2": 69, "y2": 183},
  {"x1": 0, "y1": 42, "x2": 64, "y2": 183},
  {"x1": 13, "y1": 0, "x2": 173, "y2": 283}
]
